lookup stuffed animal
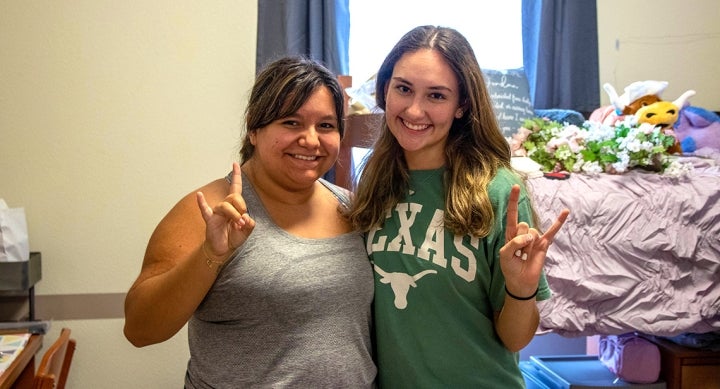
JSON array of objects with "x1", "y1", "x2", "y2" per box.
[
  {"x1": 635, "y1": 96, "x2": 694, "y2": 154},
  {"x1": 635, "y1": 96, "x2": 720, "y2": 155},
  {"x1": 589, "y1": 81, "x2": 668, "y2": 125},
  {"x1": 590, "y1": 80, "x2": 697, "y2": 128},
  {"x1": 606, "y1": 80, "x2": 669, "y2": 115},
  {"x1": 675, "y1": 106, "x2": 720, "y2": 153},
  {"x1": 590, "y1": 80, "x2": 719, "y2": 155}
]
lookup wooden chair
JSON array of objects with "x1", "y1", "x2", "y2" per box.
[
  {"x1": 335, "y1": 75, "x2": 382, "y2": 190},
  {"x1": 34, "y1": 327, "x2": 76, "y2": 389}
]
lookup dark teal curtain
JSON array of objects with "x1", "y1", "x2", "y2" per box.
[
  {"x1": 522, "y1": 0, "x2": 599, "y2": 114},
  {"x1": 256, "y1": 0, "x2": 349, "y2": 75},
  {"x1": 256, "y1": 0, "x2": 349, "y2": 182}
]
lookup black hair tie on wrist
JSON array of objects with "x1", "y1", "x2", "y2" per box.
[{"x1": 505, "y1": 285, "x2": 538, "y2": 301}]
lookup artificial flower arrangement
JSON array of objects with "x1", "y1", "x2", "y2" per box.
[{"x1": 509, "y1": 116, "x2": 693, "y2": 176}]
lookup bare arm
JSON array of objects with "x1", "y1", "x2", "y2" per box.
[
  {"x1": 123, "y1": 163, "x2": 255, "y2": 347},
  {"x1": 494, "y1": 185, "x2": 569, "y2": 352}
]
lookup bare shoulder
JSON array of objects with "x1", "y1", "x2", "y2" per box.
[
  {"x1": 136, "y1": 178, "x2": 230, "y2": 280},
  {"x1": 157, "y1": 178, "x2": 229, "y2": 232}
]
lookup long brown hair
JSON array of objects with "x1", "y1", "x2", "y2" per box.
[{"x1": 347, "y1": 25, "x2": 513, "y2": 237}]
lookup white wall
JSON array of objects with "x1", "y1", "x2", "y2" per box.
[
  {"x1": 597, "y1": 0, "x2": 720, "y2": 111},
  {"x1": 1, "y1": 1, "x2": 256, "y2": 387}
]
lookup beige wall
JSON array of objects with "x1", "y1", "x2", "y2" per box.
[
  {"x1": 1, "y1": 1, "x2": 718, "y2": 388},
  {"x1": 597, "y1": 0, "x2": 720, "y2": 111},
  {"x1": 0, "y1": 1, "x2": 256, "y2": 387}
]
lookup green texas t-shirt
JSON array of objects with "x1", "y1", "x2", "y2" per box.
[{"x1": 368, "y1": 167, "x2": 551, "y2": 388}]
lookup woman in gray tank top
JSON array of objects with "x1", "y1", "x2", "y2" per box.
[{"x1": 124, "y1": 57, "x2": 376, "y2": 388}]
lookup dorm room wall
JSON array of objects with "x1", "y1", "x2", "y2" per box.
[
  {"x1": 0, "y1": 0, "x2": 717, "y2": 387},
  {"x1": 0, "y1": 1, "x2": 256, "y2": 387},
  {"x1": 597, "y1": 0, "x2": 719, "y2": 111}
]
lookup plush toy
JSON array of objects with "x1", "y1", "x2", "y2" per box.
[
  {"x1": 634, "y1": 95, "x2": 695, "y2": 154},
  {"x1": 636, "y1": 100, "x2": 682, "y2": 128},
  {"x1": 634, "y1": 96, "x2": 720, "y2": 155},
  {"x1": 589, "y1": 81, "x2": 668, "y2": 125},
  {"x1": 605, "y1": 80, "x2": 669, "y2": 115},
  {"x1": 675, "y1": 106, "x2": 720, "y2": 153},
  {"x1": 589, "y1": 80, "x2": 719, "y2": 155},
  {"x1": 589, "y1": 80, "x2": 697, "y2": 128}
]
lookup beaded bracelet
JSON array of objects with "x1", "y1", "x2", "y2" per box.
[
  {"x1": 201, "y1": 241, "x2": 227, "y2": 273},
  {"x1": 505, "y1": 285, "x2": 538, "y2": 301}
]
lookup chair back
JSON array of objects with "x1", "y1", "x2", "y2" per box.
[
  {"x1": 335, "y1": 75, "x2": 381, "y2": 190},
  {"x1": 34, "y1": 327, "x2": 76, "y2": 389}
]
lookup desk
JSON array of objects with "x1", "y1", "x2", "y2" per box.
[{"x1": 0, "y1": 334, "x2": 42, "y2": 389}]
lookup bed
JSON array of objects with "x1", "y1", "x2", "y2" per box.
[{"x1": 531, "y1": 151, "x2": 720, "y2": 338}]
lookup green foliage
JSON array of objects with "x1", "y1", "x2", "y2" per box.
[{"x1": 511, "y1": 117, "x2": 678, "y2": 174}]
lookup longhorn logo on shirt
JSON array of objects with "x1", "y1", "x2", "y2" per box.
[{"x1": 373, "y1": 264, "x2": 437, "y2": 309}]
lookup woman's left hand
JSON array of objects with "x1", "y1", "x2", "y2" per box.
[{"x1": 500, "y1": 184, "x2": 569, "y2": 299}]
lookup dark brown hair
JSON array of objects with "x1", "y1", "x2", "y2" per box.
[{"x1": 239, "y1": 56, "x2": 345, "y2": 163}]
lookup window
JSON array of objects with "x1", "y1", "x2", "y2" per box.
[{"x1": 349, "y1": 0, "x2": 523, "y2": 81}]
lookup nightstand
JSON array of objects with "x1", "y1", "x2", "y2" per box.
[{"x1": 647, "y1": 336, "x2": 720, "y2": 389}]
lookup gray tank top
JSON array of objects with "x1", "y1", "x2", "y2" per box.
[{"x1": 185, "y1": 174, "x2": 376, "y2": 388}]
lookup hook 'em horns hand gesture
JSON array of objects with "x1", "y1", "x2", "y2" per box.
[
  {"x1": 196, "y1": 162, "x2": 256, "y2": 261},
  {"x1": 500, "y1": 184, "x2": 569, "y2": 299}
]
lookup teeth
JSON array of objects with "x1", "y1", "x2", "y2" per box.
[
  {"x1": 294, "y1": 154, "x2": 317, "y2": 161},
  {"x1": 403, "y1": 120, "x2": 429, "y2": 131}
]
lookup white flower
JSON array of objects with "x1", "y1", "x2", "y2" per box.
[
  {"x1": 640, "y1": 141, "x2": 654, "y2": 152},
  {"x1": 619, "y1": 137, "x2": 642, "y2": 152},
  {"x1": 572, "y1": 156, "x2": 585, "y2": 172},
  {"x1": 585, "y1": 122, "x2": 615, "y2": 142},
  {"x1": 581, "y1": 161, "x2": 603, "y2": 175},
  {"x1": 638, "y1": 122, "x2": 657, "y2": 134},
  {"x1": 663, "y1": 160, "x2": 694, "y2": 177},
  {"x1": 621, "y1": 115, "x2": 639, "y2": 127},
  {"x1": 555, "y1": 147, "x2": 572, "y2": 160},
  {"x1": 611, "y1": 162, "x2": 628, "y2": 173},
  {"x1": 515, "y1": 116, "x2": 676, "y2": 175}
]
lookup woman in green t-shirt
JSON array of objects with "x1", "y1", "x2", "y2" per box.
[{"x1": 348, "y1": 25, "x2": 570, "y2": 388}]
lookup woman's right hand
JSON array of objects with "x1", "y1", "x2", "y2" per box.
[
  {"x1": 196, "y1": 162, "x2": 256, "y2": 259},
  {"x1": 500, "y1": 184, "x2": 568, "y2": 297},
  {"x1": 125, "y1": 162, "x2": 256, "y2": 347}
]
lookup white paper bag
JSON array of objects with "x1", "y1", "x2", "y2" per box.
[{"x1": 0, "y1": 199, "x2": 30, "y2": 262}]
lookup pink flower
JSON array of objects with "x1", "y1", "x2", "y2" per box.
[
  {"x1": 662, "y1": 128, "x2": 677, "y2": 140},
  {"x1": 568, "y1": 138, "x2": 583, "y2": 153},
  {"x1": 546, "y1": 137, "x2": 566, "y2": 152},
  {"x1": 510, "y1": 139, "x2": 528, "y2": 156},
  {"x1": 512, "y1": 127, "x2": 533, "y2": 143},
  {"x1": 510, "y1": 127, "x2": 533, "y2": 156}
]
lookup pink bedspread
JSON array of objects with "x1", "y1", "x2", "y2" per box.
[{"x1": 528, "y1": 154, "x2": 720, "y2": 337}]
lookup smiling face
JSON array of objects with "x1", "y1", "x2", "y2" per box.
[
  {"x1": 248, "y1": 86, "x2": 340, "y2": 188},
  {"x1": 384, "y1": 49, "x2": 463, "y2": 170}
]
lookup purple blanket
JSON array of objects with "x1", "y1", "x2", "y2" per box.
[{"x1": 528, "y1": 155, "x2": 720, "y2": 337}]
